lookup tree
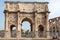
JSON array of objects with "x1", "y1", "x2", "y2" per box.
[
  {"x1": 25, "y1": 30, "x2": 29, "y2": 35},
  {"x1": 21, "y1": 29, "x2": 24, "y2": 34}
]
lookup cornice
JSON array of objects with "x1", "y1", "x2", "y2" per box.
[
  {"x1": 4, "y1": 10, "x2": 50, "y2": 14},
  {"x1": 5, "y1": 1, "x2": 49, "y2": 4}
]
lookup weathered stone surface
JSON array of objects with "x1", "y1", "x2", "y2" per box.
[
  {"x1": 0, "y1": 1, "x2": 54, "y2": 40},
  {"x1": 5, "y1": 2, "x2": 49, "y2": 13}
]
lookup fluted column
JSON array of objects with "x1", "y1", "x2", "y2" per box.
[
  {"x1": 5, "y1": 11, "x2": 10, "y2": 38},
  {"x1": 32, "y1": 23, "x2": 35, "y2": 37},
  {"x1": 46, "y1": 13, "x2": 50, "y2": 38},
  {"x1": 35, "y1": 12, "x2": 38, "y2": 38},
  {"x1": 17, "y1": 12, "x2": 21, "y2": 38}
]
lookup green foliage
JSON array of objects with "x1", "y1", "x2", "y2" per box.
[
  {"x1": 21, "y1": 29, "x2": 24, "y2": 34},
  {"x1": 25, "y1": 30, "x2": 29, "y2": 34}
]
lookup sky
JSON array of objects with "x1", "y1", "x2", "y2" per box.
[{"x1": 0, "y1": 0, "x2": 60, "y2": 30}]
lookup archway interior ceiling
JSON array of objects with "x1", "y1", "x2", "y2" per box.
[{"x1": 21, "y1": 18, "x2": 32, "y2": 24}]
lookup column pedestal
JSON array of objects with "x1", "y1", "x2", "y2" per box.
[
  {"x1": 17, "y1": 31, "x2": 21, "y2": 38},
  {"x1": 5, "y1": 31, "x2": 10, "y2": 38},
  {"x1": 35, "y1": 31, "x2": 39, "y2": 38}
]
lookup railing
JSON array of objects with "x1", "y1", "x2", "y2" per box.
[
  {"x1": 21, "y1": 32, "x2": 35, "y2": 38},
  {"x1": 11, "y1": 31, "x2": 17, "y2": 38},
  {"x1": 0, "y1": 31, "x2": 60, "y2": 38},
  {"x1": 38, "y1": 31, "x2": 47, "y2": 38},
  {"x1": 0, "y1": 31, "x2": 5, "y2": 38},
  {"x1": 49, "y1": 32, "x2": 60, "y2": 39},
  {"x1": 21, "y1": 32, "x2": 47, "y2": 38},
  {"x1": 0, "y1": 38, "x2": 60, "y2": 40}
]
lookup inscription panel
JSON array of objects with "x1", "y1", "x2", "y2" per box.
[{"x1": 5, "y1": 2, "x2": 48, "y2": 12}]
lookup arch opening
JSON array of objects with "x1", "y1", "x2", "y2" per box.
[
  {"x1": 10, "y1": 25, "x2": 16, "y2": 37},
  {"x1": 38, "y1": 25, "x2": 44, "y2": 37},
  {"x1": 21, "y1": 21, "x2": 31, "y2": 32},
  {"x1": 21, "y1": 18, "x2": 33, "y2": 37},
  {"x1": 10, "y1": 25, "x2": 16, "y2": 31}
]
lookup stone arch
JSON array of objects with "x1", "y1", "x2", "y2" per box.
[
  {"x1": 10, "y1": 25, "x2": 16, "y2": 37},
  {"x1": 38, "y1": 25, "x2": 44, "y2": 32},
  {"x1": 21, "y1": 17, "x2": 33, "y2": 37},
  {"x1": 21, "y1": 17, "x2": 33, "y2": 24},
  {"x1": 38, "y1": 25, "x2": 44, "y2": 37},
  {"x1": 10, "y1": 25, "x2": 16, "y2": 31}
]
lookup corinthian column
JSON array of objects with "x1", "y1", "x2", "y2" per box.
[
  {"x1": 46, "y1": 13, "x2": 50, "y2": 38},
  {"x1": 17, "y1": 11, "x2": 21, "y2": 38},
  {"x1": 5, "y1": 11, "x2": 10, "y2": 38},
  {"x1": 35, "y1": 12, "x2": 39, "y2": 38}
]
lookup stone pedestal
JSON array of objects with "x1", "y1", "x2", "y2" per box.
[
  {"x1": 5, "y1": 31, "x2": 10, "y2": 38},
  {"x1": 35, "y1": 31, "x2": 39, "y2": 38}
]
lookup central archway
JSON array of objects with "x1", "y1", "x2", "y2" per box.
[
  {"x1": 22, "y1": 21, "x2": 31, "y2": 31},
  {"x1": 21, "y1": 17, "x2": 33, "y2": 37}
]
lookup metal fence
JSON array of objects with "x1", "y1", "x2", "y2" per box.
[
  {"x1": 0, "y1": 31, "x2": 60, "y2": 38},
  {"x1": 38, "y1": 32, "x2": 47, "y2": 38},
  {"x1": 21, "y1": 32, "x2": 35, "y2": 38}
]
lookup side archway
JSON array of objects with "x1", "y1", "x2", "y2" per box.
[
  {"x1": 10, "y1": 25, "x2": 16, "y2": 37},
  {"x1": 38, "y1": 25, "x2": 44, "y2": 37}
]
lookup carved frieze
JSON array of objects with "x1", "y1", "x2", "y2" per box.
[
  {"x1": 19, "y1": 13, "x2": 34, "y2": 18},
  {"x1": 8, "y1": 13, "x2": 17, "y2": 23},
  {"x1": 37, "y1": 13, "x2": 46, "y2": 25}
]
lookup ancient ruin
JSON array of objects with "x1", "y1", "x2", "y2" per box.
[{"x1": 0, "y1": 1, "x2": 60, "y2": 40}]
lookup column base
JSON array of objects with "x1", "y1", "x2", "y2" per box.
[
  {"x1": 35, "y1": 31, "x2": 39, "y2": 38},
  {"x1": 17, "y1": 31, "x2": 21, "y2": 38}
]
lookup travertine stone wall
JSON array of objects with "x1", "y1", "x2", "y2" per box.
[
  {"x1": 4, "y1": 2, "x2": 50, "y2": 39},
  {"x1": 5, "y1": 2, "x2": 49, "y2": 12}
]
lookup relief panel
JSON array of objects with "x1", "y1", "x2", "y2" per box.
[
  {"x1": 8, "y1": 13, "x2": 17, "y2": 24},
  {"x1": 37, "y1": 13, "x2": 46, "y2": 25}
]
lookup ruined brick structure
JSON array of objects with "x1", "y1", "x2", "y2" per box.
[{"x1": 49, "y1": 17, "x2": 60, "y2": 39}]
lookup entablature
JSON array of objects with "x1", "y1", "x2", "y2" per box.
[{"x1": 4, "y1": 2, "x2": 49, "y2": 13}]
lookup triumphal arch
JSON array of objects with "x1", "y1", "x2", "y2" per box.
[{"x1": 1, "y1": 1, "x2": 52, "y2": 40}]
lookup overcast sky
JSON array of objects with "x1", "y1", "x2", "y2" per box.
[{"x1": 0, "y1": 0, "x2": 60, "y2": 30}]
